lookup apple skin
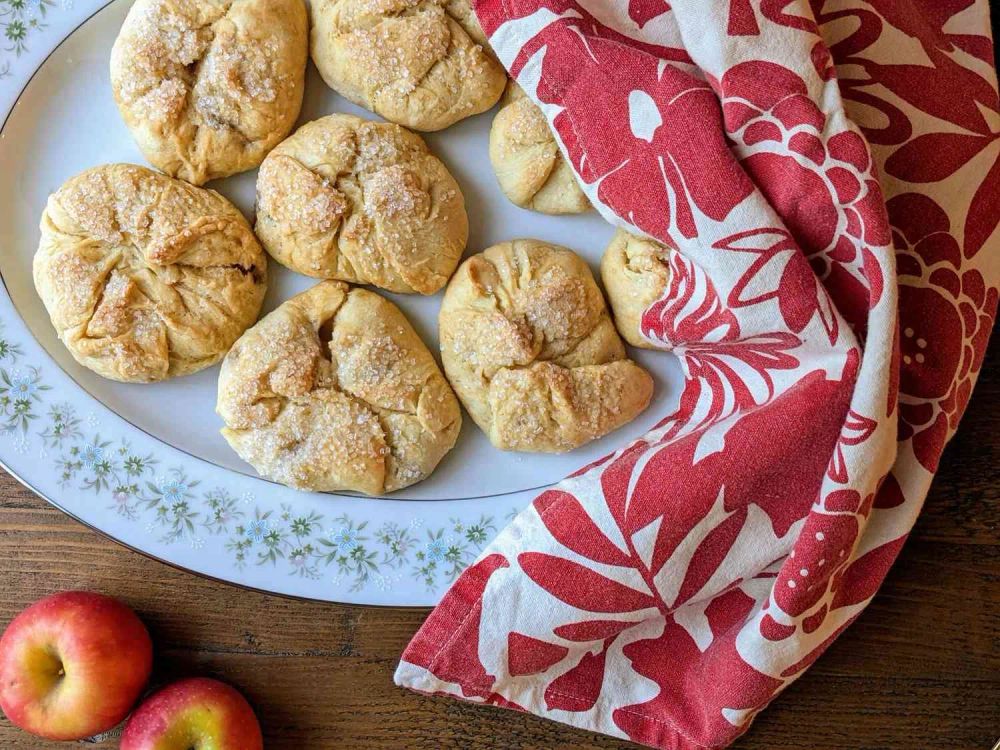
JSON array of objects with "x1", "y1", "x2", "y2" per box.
[
  {"x1": 0, "y1": 591, "x2": 153, "y2": 740},
  {"x1": 121, "y1": 677, "x2": 263, "y2": 750}
]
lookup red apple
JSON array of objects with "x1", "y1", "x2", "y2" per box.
[
  {"x1": 0, "y1": 590, "x2": 153, "y2": 740},
  {"x1": 121, "y1": 677, "x2": 263, "y2": 750}
]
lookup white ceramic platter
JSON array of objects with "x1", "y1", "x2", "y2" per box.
[{"x1": 0, "y1": 0, "x2": 682, "y2": 605}]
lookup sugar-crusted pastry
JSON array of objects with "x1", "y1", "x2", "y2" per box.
[
  {"x1": 111, "y1": 0, "x2": 308, "y2": 185},
  {"x1": 255, "y1": 114, "x2": 468, "y2": 294},
  {"x1": 217, "y1": 281, "x2": 461, "y2": 494},
  {"x1": 309, "y1": 0, "x2": 506, "y2": 131},
  {"x1": 489, "y1": 82, "x2": 590, "y2": 215},
  {"x1": 439, "y1": 240, "x2": 653, "y2": 453},
  {"x1": 34, "y1": 164, "x2": 267, "y2": 383},
  {"x1": 600, "y1": 229, "x2": 671, "y2": 349}
]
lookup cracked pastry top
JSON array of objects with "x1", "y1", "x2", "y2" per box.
[
  {"x1": 309, "y1": 0, "x2": 506, "y2": 131},
  {"x1": 600, "y1": 229, "x2": 671, "y2": 350},
  {"x1": 217, "y1": 281, "x2": 461, "y2": 494},
  {"x1": 439, "y1": 240, "x2": 653, "y2": 453},
  {"x1": 489, "y1": 82, "x2": 590, "y2": 215},
  {"x1": 255, "y1": 114, "x2": 468, "y2": 295},
  {"x1": 33, "y1": 164, "x2": 268, "y2": 383},
  {"x1": 110, "y1": 0, "x2": 308, "y2": 185}
]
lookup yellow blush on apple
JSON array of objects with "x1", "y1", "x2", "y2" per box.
[{"x1": 121, "y1": 677, "x2": 263, "y2": 750}]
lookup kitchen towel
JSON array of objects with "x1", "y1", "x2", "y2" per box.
[{"x1": 395, "y1": 2, "x2": 1000, "y2": 748}]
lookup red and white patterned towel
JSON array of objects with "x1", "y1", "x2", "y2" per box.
[{"x1": 395, "y1": 2, "x2": 1000, "y2": 748}]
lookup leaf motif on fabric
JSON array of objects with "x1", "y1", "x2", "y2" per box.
[
  {"x1": 727, "y1": 0, "x2": 760, "y2": 36},
  {"x1": 677, "y1": 331, "x2": 803, "y2": 431},
  {"x1": 508, "y1": 632, "x2": 569, "y2": 676},
  {"x1": 628, "y1": 0, "x2": 671, "y2": 29},
  {"x1": 519, "y1": 552, "x2": 657, "y2": 613},
  {"x1": 643, "y1": 248, "x2": 740, "y2": 347},
  {"x1": 554, "y1": 619, "x2": 642, "y2": 641},
  {"x1": 886, "y1": 133, "x2": 992, "y2": 184},
  {"x1": 543, "y1": 646, "x2": 610, "y2": 712},
  {"x1": 534, "y1": 490, "x2": 632, "y2": 567},
  {"x1": 760, "y1": 0, "x2": 819, "y2": 33},
  {"x1": 964, "y1": 152, "x2": 1000, "y2": 259}
]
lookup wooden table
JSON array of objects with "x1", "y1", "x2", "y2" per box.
[{"x1": 0, "y1": 345, "x2": 997, "y2": 750}]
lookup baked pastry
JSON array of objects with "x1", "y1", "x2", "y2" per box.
[
  {"x1": 33, "y1": 164, "x2": 267, "y2": 383},
  {"x1": 217, "y1": 281, "x2": 461, "y2": 494},
  {"x1": 309, "y1": 0, "x2": 506, "y2": 131},
  {"x1": 255, "y1": 114, "x2": 468, "y2": 294},
  {"x1": 600, "y1": 229, "x2": 671, "y2": 349},
  {"x1": 111, "y1": 0, "x2": 308, "y2": 185},
  {"x1": 439, "y1": 240, "x2": 653, "y2": 453},
  {"x1": 489, "y1": 82, "x2": 590, "y2": 215}
]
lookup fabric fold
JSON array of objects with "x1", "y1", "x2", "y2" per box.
[{"x1": 397, "y1": 2, "x2": 999, "y2": 748}]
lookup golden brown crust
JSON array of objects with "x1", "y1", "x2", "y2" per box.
[
  {"x1": 489, "y1": 82, "x2": 590, "y2": 215},
  {"x1": 217, "y1": 281, "x2": 461, "y2": 494},
  {"x1": 309, "y1": 0, "x2": 506, "y2": 131},
  {"x1": 255, "y1": 114, "x2": 468, "y2": 294},
  {"x1": 439, "y1": 240, "x2": 653, "y2": 453},
  {"x1": 111, "y1": 0, "x2": 308, "y2": 185},
  {"x1": 33, "y1": 164, "x2": 268, "y2": 383},
  {"x1": 600, "y1": 229, "x2": 671, "y2": 349}
]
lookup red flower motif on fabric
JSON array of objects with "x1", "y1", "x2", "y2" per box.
[
  {"x1": 889, "y1": 193, "x2": 998, "y2": 471},
  {"x1": 719, "y1": 61, "x2": 891, "y2": 334}
]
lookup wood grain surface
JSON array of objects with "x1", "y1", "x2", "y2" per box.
[{"x1": 0, "y1": 342, "x2": 997, "y2": 750}]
